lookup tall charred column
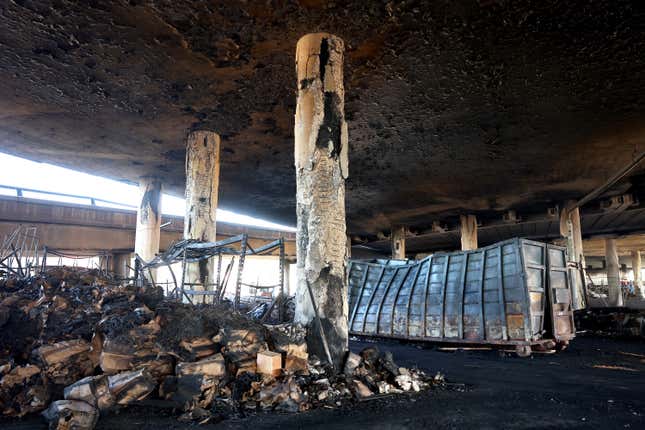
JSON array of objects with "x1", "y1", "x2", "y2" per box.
[
  {"x1": 559, "y1": 204, "x2": 587, "y2": 309},
  {"x1": 184, "y1": 131, "x2": 220, "y2": 298},
  {"x1": 460, "y1": 215, "x2": 478, "y2": 251},
  {"x1": 560, "y1": 204, "x2": 585, "y2": 263},
  {"x1": 391, "y1": 225, "x2": 406, "y2": 259},
  {"x1": 294, "y1": 33, "x2": 349, "y2": 369},
  {"x1": 134, "y1": 178, "x2": 162, "y2": 271},
  {"x1": 631, "y1": 250, "x2": 643, "y2": 298},
  {"x1": 605, "y1": 238, "x2": 623, "y2": 306}
]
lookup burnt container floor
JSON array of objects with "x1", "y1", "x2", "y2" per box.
[{"x1": 2, "y1": 336, "x2": 644, "y2": 430}]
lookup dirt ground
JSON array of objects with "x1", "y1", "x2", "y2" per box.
[{"x1": 3, "y1": 335, "x2": 644, "y2": 430}]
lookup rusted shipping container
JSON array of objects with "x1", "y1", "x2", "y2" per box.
[{"x1": 348, "y1": 238, "x2": 575, "y2": 356}]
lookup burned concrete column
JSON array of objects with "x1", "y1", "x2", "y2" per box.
[
  {"x1": 284, "y1": 261, "x2": 291, "y2": 296},
  {"x1": 460, "y1": 215, "x2": 478, "y2": 251},
  {"x1": 98, "y1": 255, "x2": 109, "y2": 272},
  {"x1": 559, "y1": 204, "x2": 588, "y2": 309},
  {"x1": 184, "y1": 131, "x2": 220, "y2": 298},
  {"x1": 294, "y1": 33, "x2": 349, "y2": 369},
  {"x1": 391, "y1": 225, "x2": 406, "y2": 260},
  {"x1": 111, "y1": 253, "x2": 131, "y2": 279},
  {"x1": 560, "y1": 204, "x2": 585, "y2": 264},
  {"x1": 605, "y1": 238, "x2": 623, "y2": 306},
  {"x1": 570, "y1": 207, "x2": 585, "y2": 267},
  {"x1": 631, "y1": 250, "x2": 644, "y2": 298},
  {"x1": 134, "y1": 178, "x2": 162, "y2": 268}
]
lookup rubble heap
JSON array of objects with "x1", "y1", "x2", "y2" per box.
[
  {"x1": 575, "y1": 308, "x2": 645, "y2": 339},
  {"x1": 0, "y1": 268, "x2": 439, "y2": 429}
]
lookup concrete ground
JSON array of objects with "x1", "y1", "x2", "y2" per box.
[{"x1": 3, "y1": 335, "x2": 644, "y2": 430}]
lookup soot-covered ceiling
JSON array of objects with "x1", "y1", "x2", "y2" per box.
[{"x1": 1, "y1": 0, "x2": 644, "y2": 234}]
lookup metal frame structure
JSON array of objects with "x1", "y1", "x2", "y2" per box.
[
  {"x1": 40, "y1": 248, "x2": 114, "y2": 274},
  {"x1": 0, "y1": 225, "x2": 124, "y2": 281},
  {"x1": 136, "y1": 234, "x2": 286, "y2": 311},
  {"x1": 0, "y1": 225, "x2": 40, "y2": 279}
]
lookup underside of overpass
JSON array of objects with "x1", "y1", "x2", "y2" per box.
[
  {"x1": 1, "y1": 2, "x2": 644, "y2": 429},
  {"x1": 356, "y1": 201, "x2": 645, "y2": 257},
  {"x1": 1, "y1": 0, "x2": 644, "y2": 235}
]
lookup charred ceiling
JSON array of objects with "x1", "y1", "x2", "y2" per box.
[{"x1": 0, "y1": 0, "x2": 644, "y2": 234}]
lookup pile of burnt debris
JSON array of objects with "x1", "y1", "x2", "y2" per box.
[
  {"x1": 0, "y1": 268, "x2": 440, "y2": 429},
  {"x1": 575, "y1": 307, "x2": 645, "y2": 339}
]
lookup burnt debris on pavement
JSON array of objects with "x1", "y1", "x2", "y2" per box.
[{"x1": 0, "y1": 267, "x2": 441, "y2": 429}]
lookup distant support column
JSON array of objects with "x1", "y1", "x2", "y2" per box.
[
  {"x1": 460, "y1": 215, "x2": 478, "y2": 251},
  {"x1": 284, "y1": 260, "x2": 292, "y2": 296},
  {"x1": 184, "y1": 130, "x2": 220, "y2": 300},
  {"x1": 111, "y1": 253, "x2": 131, "y2": 279},
  {"x1": 391, "y1": 225, "x2": 406, "y2": 260},
  {"x1": 632, "y1": 250, "x2": 643, "y2": 298},
  {"x1": 605, "y1": 238, "x2": 623, "y2": 306},
  {"x1": 134, "y1": 177, "x2": 162, "y2": 276},
  {"x1": 293, "y1": 33, "x2": 349, "y2": 369},
  {"x1": 98, "y1": 255, "x2": 109, "y2": 272}
]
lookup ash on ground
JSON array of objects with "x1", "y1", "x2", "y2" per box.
[{"x1": 0, "y1": 268, "x2": 443, "y2": 429}]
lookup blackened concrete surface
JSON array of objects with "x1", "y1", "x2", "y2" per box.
[
  {"x1": 2, "y1": 335, "x2": 643, "y2": 429},
  {"x1": 1, "y1": 1, "x2": 645, "y2": 233}
]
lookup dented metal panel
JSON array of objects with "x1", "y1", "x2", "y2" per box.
[
  {"x1": 348, "y1": 238, "x2": 575, "y2": 345},
  {"x1": 545, "y1": 245, "x2": 576, "y2": 341}
]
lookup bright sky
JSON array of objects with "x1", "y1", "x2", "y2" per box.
[{"x1": 0, "y1": 152, "x2": 295, "y2": 231}]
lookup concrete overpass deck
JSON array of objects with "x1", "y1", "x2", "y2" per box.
[{"x1": 0, "y1": 195, "x2": 296, "y2": 256}]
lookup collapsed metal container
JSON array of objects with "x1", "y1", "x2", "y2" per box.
[{"x1": 348, "y1": 238, "x2": 576, "y2": 356}]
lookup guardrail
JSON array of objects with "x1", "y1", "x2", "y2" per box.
[{"x1": 0, "y1": 184, "x2": 136, "y2": 210}]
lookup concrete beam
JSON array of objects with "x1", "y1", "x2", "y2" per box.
[
  {"x1": 0, "y1": 196, "x2": 296, "y2": 255},
  {"x1": 0, "y1": 221, "x2": 295, "y2": 257},
  {"x1": 294, "y1": 33, "x2": 349, "y2": 369},
  {"x1": 605, "y1": 238, "x2": 624, "y2": 306}
]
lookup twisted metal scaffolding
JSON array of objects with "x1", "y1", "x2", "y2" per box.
[
  {"x1": 0, "y1": 225, "x2": 40, "y2": 279},
  {"x1": 134, "y1": 233, "x2": 286, "y2": 312}
]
